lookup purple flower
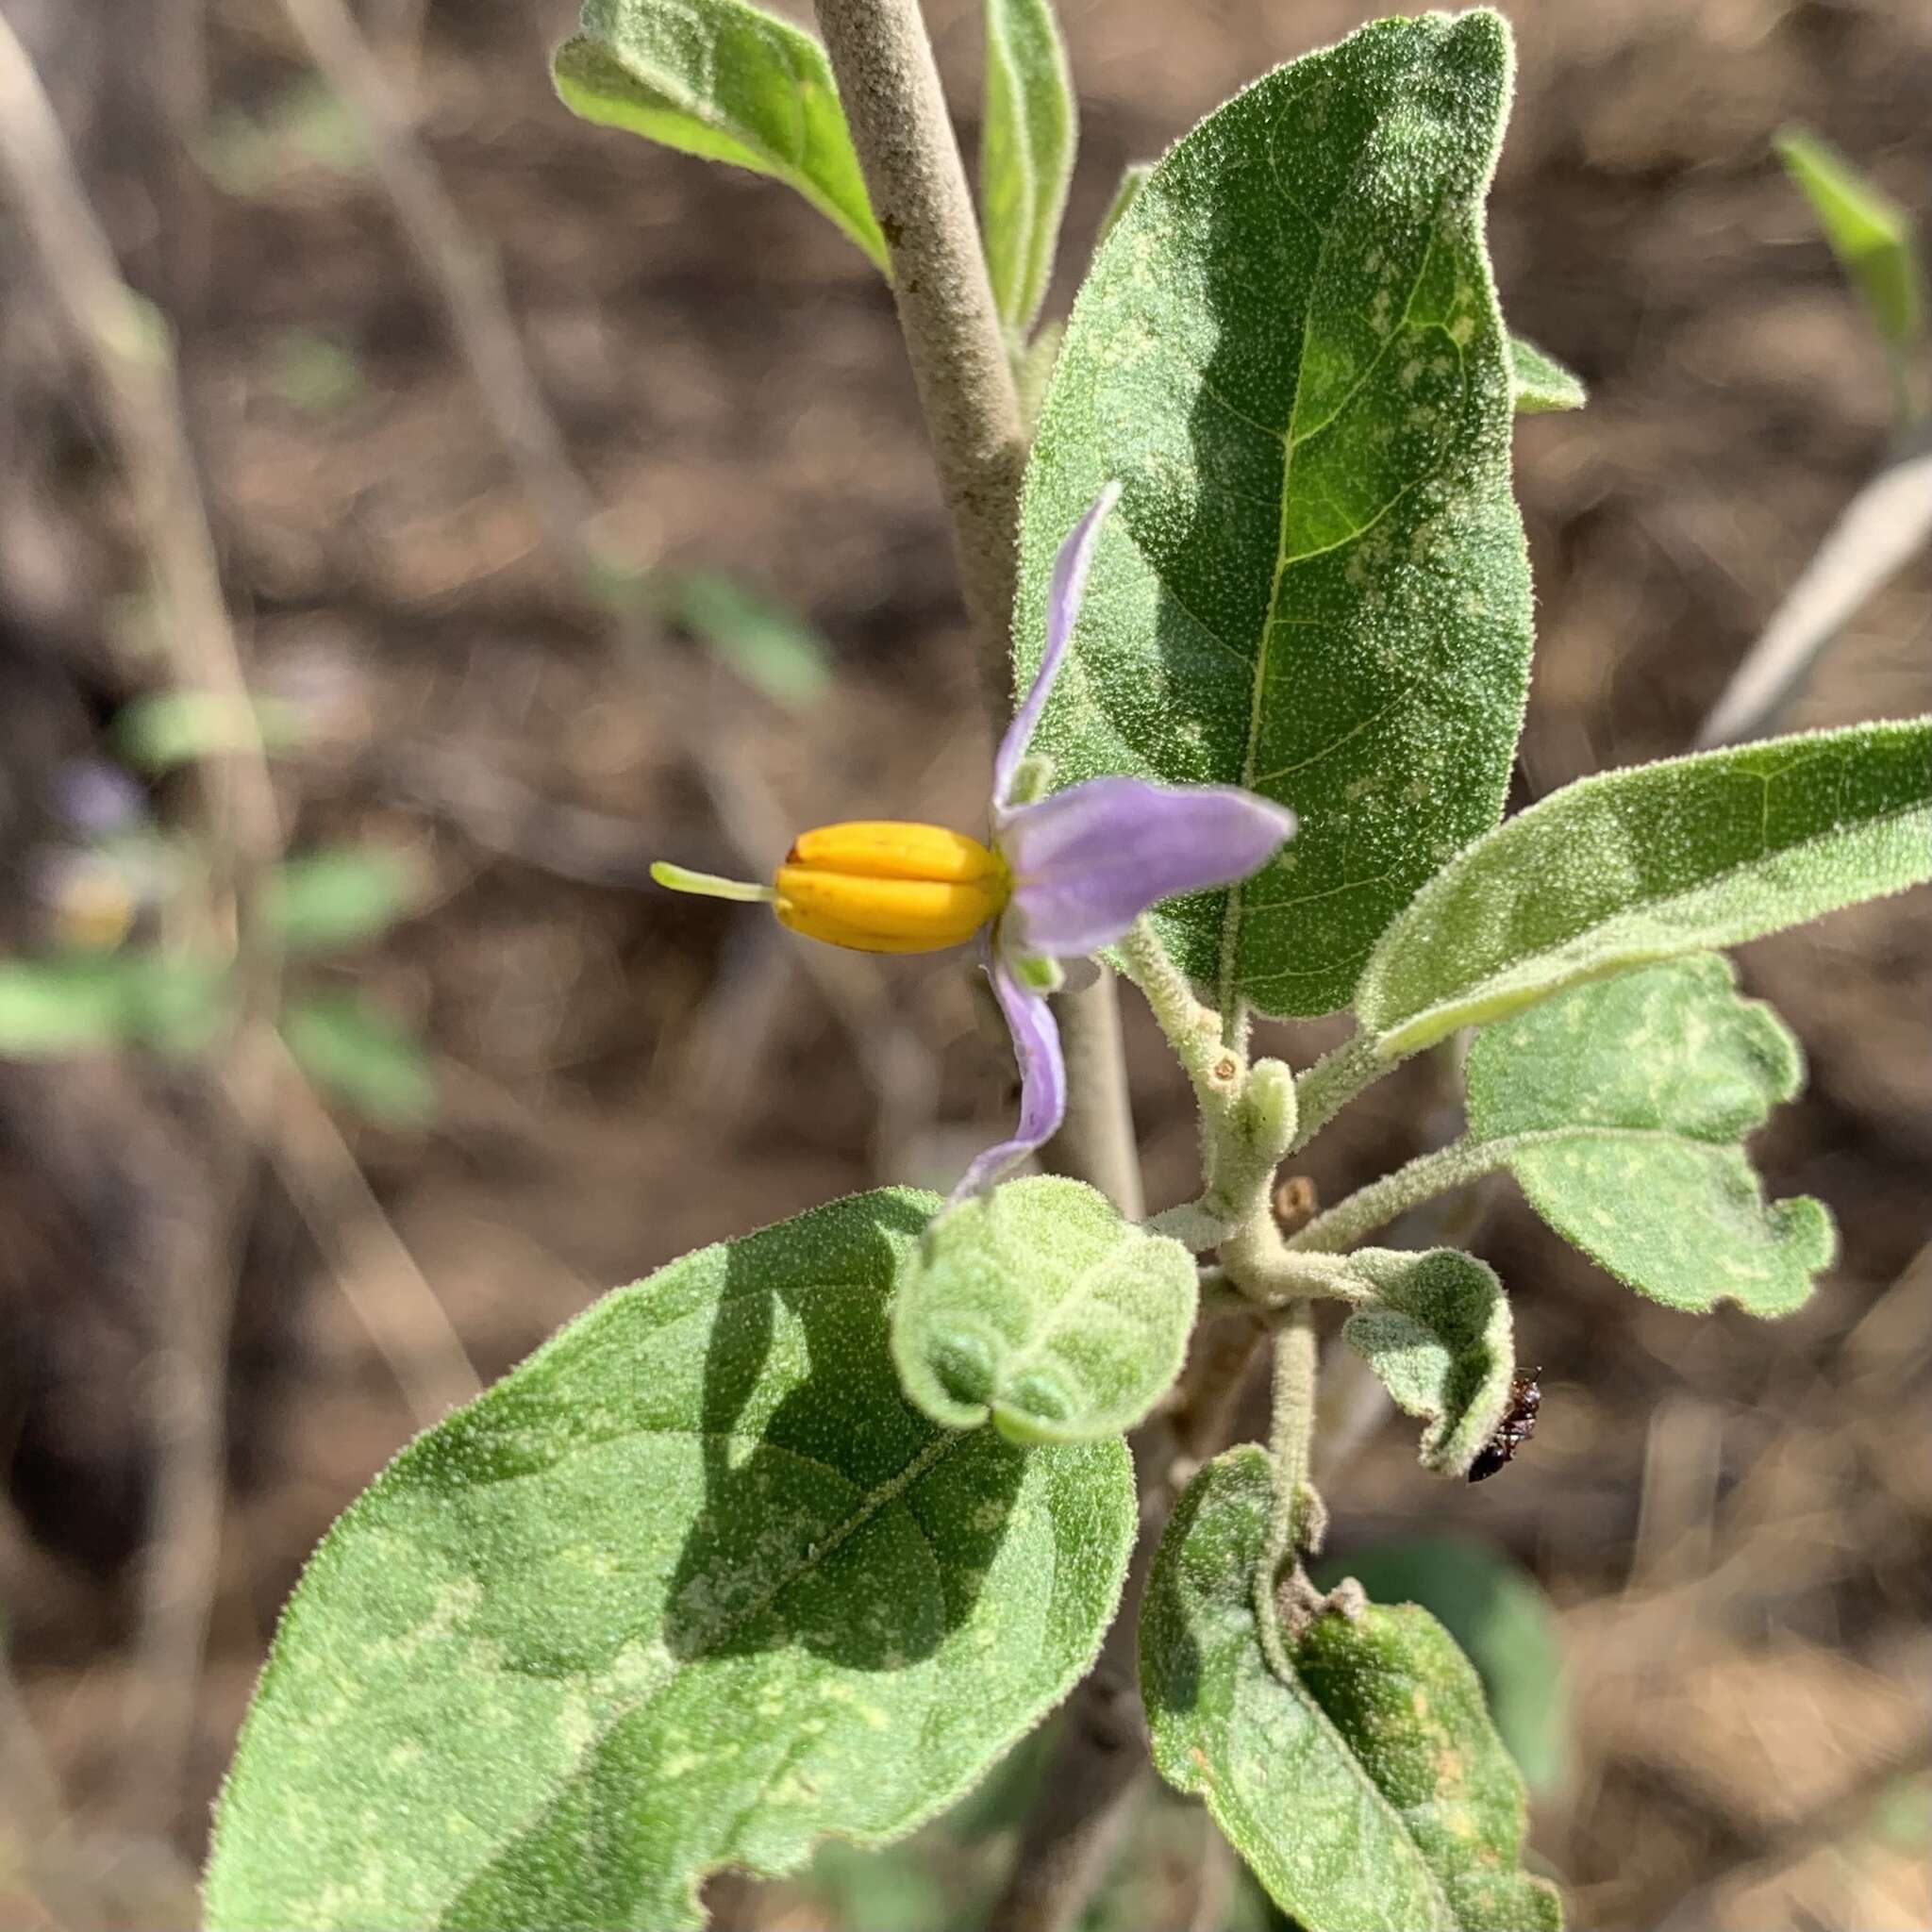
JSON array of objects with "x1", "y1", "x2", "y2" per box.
[{"x1": 654, "y1": 485, "x2": 1297, "y2": 1202}]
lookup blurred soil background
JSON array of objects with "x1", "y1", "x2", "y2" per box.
[{"x1": 1, "y1": 0, "x2": 1929, "y2": 1926}]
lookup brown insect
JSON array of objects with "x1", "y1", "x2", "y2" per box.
[{"x1": 1467, "y1": 1368, "x2": 1541, "y2": 1483}]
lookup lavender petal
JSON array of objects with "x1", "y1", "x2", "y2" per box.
[
  {"x1": 949, "y1": 945, "x2": 1067, "y2": 1204},
  {"x1": 991, "y1": 482, "x2": 1122, "y2": 815},
  {"x1": 1000, "y1": 776, "x2": 1297, "y2": 958}
]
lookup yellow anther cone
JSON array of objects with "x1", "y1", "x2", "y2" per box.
[{"x1": 775, "y1": 821, "x2": 1008, "y2": 953}]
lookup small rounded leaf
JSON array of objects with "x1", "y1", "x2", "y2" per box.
[
  {"x1": 892, "y1": 1176, "x2": 1198, "y2": 1443},
  {"x1": 1466, "y1": 955, "x2": 1838, "y2": 1315}
]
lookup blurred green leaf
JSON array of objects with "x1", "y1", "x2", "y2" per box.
[
  {"x1": 262, "y1": 846, "x2": 420, "y2": 955},
  {"x1": 1313, "y1": 1536, "x2": 1569, "y2": 1796},
  {"x1": 1340, "y1": 1248, "x2": 1515, "y2": 1476},
  {"x1": 979, "y1": 0, "x2": 1077, "y2": 338},
  {"x1": 268, "y1": 327, "x2": 366, "y2": 416},
  {"x1": 115, "y1": 690, "x2": 308, "y2": 772},
  {"x1": 891, "y1": 1176, "x2": 1197, "y2": 1443},
  {"x1": 1507, "y1": 333, "x2": 1586, "y2": 413},
  {"x1": 1355, "y1": 718, "x2": 1932, "y2": 1058},
  {"x1": 1142, "y1": 1448, "x2": 1561, "y2": 1930},
  {"x1": 205, "y1": 1189, "x2": 1135, "y2": 1930},
  {"x1": 0, "y1": 952, "x2": 225, "y2": 1059},
  {"x1": 1464, "y1": 955, "x2": 1834, "y2": 1316},
  {"x1": 1017, "y1": 13, "x2": 1531, "y2": 1019},
  {"x1": 553, "y1": 0, "x2": 888, "y2": 274},
  {"x1": 199, "y1": 80, "x2": 365, "y2": 196},
  {"x1": 0, "y1": 957, "x2": 139, "y2": 1055},
  {"x1": 673, "y1": 571, "x2": 833, "y2": 708},
  {"x1": 282, "y1": 993, "x2": 436, "y2": 1126},
  {"x1": 1776, "y1": 125, "x2": 1925, "y2": 355}
]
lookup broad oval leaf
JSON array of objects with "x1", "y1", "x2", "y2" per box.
[
  {"x1": 553, "y1": 0, "x2": 888, "y2": 275},
  {"x1": 1014, "y1": 10, "x2": 1532, "y2": 1020},
  {"x1": 1357, "y1": 717, "x2": 1932, "y2": 1057},
  {"x1": 1465, "y1": 954, "x2": 1835, "y2": 1315},
  {"x1": 1507, "y1": 331, "x2": 1585, "y2": 413},
  {"x1": 979, "y1": 0, "x2": 1076, "y2": 339},
  {"x1": 206, "y1": 1189, "x2": 1134, "y2": 1931},
  {"x1": 891, "y1": 1176, "x2": 1196, "y2": 1442},
  {"x1": 1142, "y1": 1448, "x2": 1561, "y2": 1931},
  {"x1": 1340, "y1": 1247, "x2": 1514, "y2": 1475}
]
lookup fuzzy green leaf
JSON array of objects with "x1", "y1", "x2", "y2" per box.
[
  {"x1": 1014, "y1": 11, "x2": 1532, "y2": 1020},
  {"x1": 979, "y1": 0, "x2": 1076, "y2": 338},
  {"x1": 1340, "y1": 1248, "x2": 1514, "y2": 1475},
  {"x1": 1776, "y1": 125, "x2": 1924, "y2": 353},
  {"x1": 1312, "y1": 1536, "x2": 1569, "y2": 1795},
  {"x1": 891, "y1": 1177, "x2": 1196, "y2": 1443},
  {"x1": 205, "y1": 1190, "x2": 1134, "y2": 1930},
  {"x1": 553, "y1": 0, "x2": 888, "y2": 275},
  {"x1": 1465, "y1": 955, "x2": 1835, "y2": 1315},
  {"x1": 1357, "y1": 717, "x2": 1932, "y2": 1057},
  {"x1": 1142, "y1": 1448, "x2": 1561, "y2": 1931},
  {"x1": 1507, "y1": 331, "x2": 1585, "y2": 412}
]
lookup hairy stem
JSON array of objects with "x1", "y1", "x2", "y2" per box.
[
  {"x1": 1290, "y1": 1030, "x2": 1391, "y2": 1154},
  {"x1": 808, "y1": 14, "x2": 1147, "y2": 1921},
  {"x1": 1289, "y1": 1136, "x2": 1507, "y2": 1254},
  {"x1": 813, "y1": 0, "x2": 1026, "y2": 697},
  {"x1": 1254, "y1": 1303, "x2": 1321, "y2": 1674},
  {"x1": 1041, "y1": 965, "x2": 1145, "y2": 1219}
]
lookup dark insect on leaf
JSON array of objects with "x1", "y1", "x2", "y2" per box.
[{"x1": 1467, "y1": 1367, "x2": 1541, "y2": 1483}]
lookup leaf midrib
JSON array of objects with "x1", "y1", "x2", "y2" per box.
[{"x1": 1214, "y1": 39, "x2": 1442, "y2": 1021}]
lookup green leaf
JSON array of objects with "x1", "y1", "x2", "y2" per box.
[
  {"x1": 0, "y1": 952, "x2": 225, "y2": 1058},
  {"x1": 1339, "y1": 1248, "x2": 1513, "y2": 1475},
  {"x1": 1142, "y1": 1448, "x2": 1561, "y2": 1931},
  {"x1": 1776, "y1": 125, "x2": 1924, "y2": 353},
  {"x1": 1357, "y1": 717, "x2": 1932, "y2": 1058},
  {"x1": 1464, "y1": 955, "x2": 1834, "y2": 1315},
  {"x1": 979, "y1": 0, "x2": 1076, "y2": 338},
  {"x1": 114, "y1": 690, "x2": 308, "y2": 771},
  {"x1": 262, "y1": 845, "x2": 419, "y2": 954},
  {"x1": 1312, "y1": 1536, "x2": 1568, "y2": 1794},
  {"x1": 674, "y1": 570, "x2": 834, "y2": 709},
  {"x1": 1094, "y1": 160, "x2": 1152, "y2": 251},
  {"x1": 553, "y1": 0, "x2": 888, "y2": 275},
  {"x1": 1507, "y1": 331, "x2": 1585, "y2": 413},
  {"x1": 1015, "y1": 11, "x2": 1532, "y2": 1020},
  {"x1": 282, "y1": 993, "x2": 437, "y2": 1126},
  {"x1": 0, "y1": 957, "x2": 141, "y2": 1055},
  {"x1": 891, "y1": 1176, "x2": 1197, "y2": 1443},
  {"x1": 205, "y1": 1190, "x2": 1134, "y2": 1931}
]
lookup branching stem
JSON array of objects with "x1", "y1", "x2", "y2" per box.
[{"x1": 1290, "y1": 1136, "x2": 1507, "y2": 1254}]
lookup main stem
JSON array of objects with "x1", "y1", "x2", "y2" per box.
[
  {"x1": 813, "y1": 0, "x2": 1139, "y2": 1224},
  {"x1": 813, "y1": 0, "x2": 1024, "y2": 684}
]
